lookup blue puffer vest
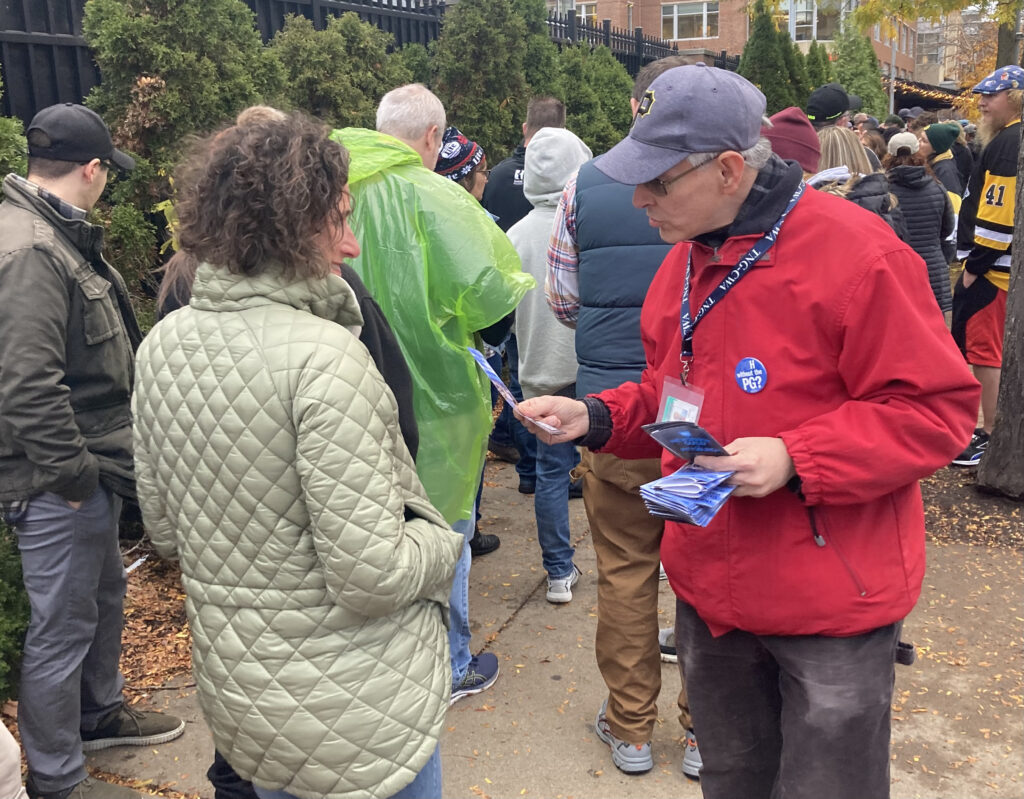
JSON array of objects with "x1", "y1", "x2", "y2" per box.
[{"x1": 574, "y1": 161, "x2": 672, "y2": 397}]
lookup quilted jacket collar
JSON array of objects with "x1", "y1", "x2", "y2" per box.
[{"x1": 189, "y1": 262, "x2": 363, "y2": 332}]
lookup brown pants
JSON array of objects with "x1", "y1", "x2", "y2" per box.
[{"x1": 576, "y1": 448, "x2": 691, "y2": 743}]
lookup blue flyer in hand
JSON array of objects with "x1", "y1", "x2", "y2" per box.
[
  {"x1": 640, "y1": 421, "x2": 734, "y2": 526},
  {"x1": 468, "y1": 347, "x2": 564, "y2": 436},
  {"x1": 641, "y1": 420, "x2": 728, "y2": 461}
]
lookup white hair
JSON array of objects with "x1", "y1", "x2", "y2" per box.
[
  {"x1": 376, "y1": 84, "x2": 446, "y2": 140},
  {"x1": 688, "y1": 136, "x2": 774, "y2": 171}
]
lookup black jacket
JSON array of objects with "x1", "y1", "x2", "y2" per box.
[
  {"x1": 951, "y1": 141, "x2": 974, "y2": 190},
  {"x1": 482, "y1": 145, "x2": 532, "y2": 232},
  {"x1": 843, "y1": 172, "x2": 907, "y2": 241},
  {"x1": 887, "y1": 165, "x2": 955, "y2": 311},
  {"x1": 929, "y1": 154, "x2": 962, "y2": 196}
]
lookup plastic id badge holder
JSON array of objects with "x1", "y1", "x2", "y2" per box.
[{"x1": 658, "y1": 376, "x2": 705, "y2": 424}]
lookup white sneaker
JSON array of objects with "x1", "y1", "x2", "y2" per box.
[
  {"x1": 659, "y1": 561, "x2": 668, "y2": 580},
  {"x1": 546, "y1": 564, "x2": 582, "y2": 604},
  {"x1": 658, "y1": 626, "x2": 678, "y2": 663}
]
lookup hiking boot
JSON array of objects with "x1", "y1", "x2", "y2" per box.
[
  {"x1": 470, "y1": 530, "x2": 501, "y2": 557},
  {"x1": 487, "y1": 438, "x2": 520, "y2": 464},
  {"x1": 80, "y1": 703, "x2": 185, "y2": 751},
  {"x1": 681, "y1": 729, "x2": 702, "y2": 780},
  {"x1": 952, "y1": 429, "x2": 989, "y2": 467},
  {"x1": 450, "y1": 652, "x2": 500, "y2": 706},
  {"x1": 658, "y1": 626, "x2": 678, "y2": 664},
  {"x1": 546, "y1": 564, "x2": 581, "y2": 604},
  {"x1": 26, "y1": 776, "x2": 141, "y2": 799},
  {"x1": 518, "y1": 478, "x2": 536, "y2": 495},
  {"x1": 594, "y1": 699, "x2": 653, "y2": 774}
]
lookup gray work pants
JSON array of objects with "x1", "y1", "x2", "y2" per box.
[
  {"x1": 675, "y1": 599, "x2": 900, "y2": 799},
  {"x1": 10, "y1": 487, "x2": 126, "y2": 793}
]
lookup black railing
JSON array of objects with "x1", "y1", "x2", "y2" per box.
[
  {"x1": 244, "y1": 0, "x2": 445, "y2": 48},
  {"x1": 0, "y1": 0, "x2": 100, "y2": 123},
  {"x1": 547, "y1": 11, "x2": 678, "y2": 76}
]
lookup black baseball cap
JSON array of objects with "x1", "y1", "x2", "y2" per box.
[
  {"x1": 27, "y1": 103, "x2": 135, "y2": 172},
  {"x1": 806, "y1": 83, "x2": 857, "y2": 124}
]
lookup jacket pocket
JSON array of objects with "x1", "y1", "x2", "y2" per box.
[
  {"x1": 75, "y1": 268, "x2": 120, "y2": 345},
  {"x1": 807, "y1": 506, "x2": 868, "y2": 597}
]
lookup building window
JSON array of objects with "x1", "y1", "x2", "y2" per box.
[
  {"x1": 662, "y1": 1, "x2": 719, "y2": 40},
  {"x1": 576, "y1": 1, "x2": 597, "y2": 25},
  {"x1": 815, "y1": 0, "x2": 840, "y2": 40},
  {"x1": 917, "y1": 30, "x2": 940, "y2": 64}
]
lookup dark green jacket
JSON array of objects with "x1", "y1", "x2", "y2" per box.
[{"x1": 0, "y1": 174, "x2": 142, "y2": 503}]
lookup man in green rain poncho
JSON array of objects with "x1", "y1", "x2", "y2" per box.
[{"x1": 333, "y1": 84, "x2": 533, "y2": 704}]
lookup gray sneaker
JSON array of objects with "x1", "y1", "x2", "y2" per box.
[
  {"x1": 27, "y1": 776, "x2": 141, "y2": 799},
  {"x1": 658, "y1": 626, "x2": 678, "y2": 664},
  {"x1": 594, "y1": 699, "x2": 653, "y2": 774},
  {"x1": 546, "y1": 564, "x2": 581, "y2": 604},
  {"x1": 682, "y1": 728, "x2": 702, "y2": 780}
]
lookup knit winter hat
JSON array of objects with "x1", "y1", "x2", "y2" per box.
[
  {"x1": 435, "y1": 126, "x2": 484, "y2": 182},
  {"x1": 923, "y1": 122, "x2": 959, "y2": 155},
  {"x1": 887, "y1": 131, "x2": 920, "y2": 156},
  {"x1": 762, "y1": 107, "x2": 821, "y2": 173}
]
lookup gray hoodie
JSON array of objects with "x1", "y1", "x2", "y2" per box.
[{"x1": 508, "y1": 128, "x2": 593, "y2": 399}]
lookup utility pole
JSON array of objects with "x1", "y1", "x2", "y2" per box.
[{"x1": 889, "y1": 23, "x2": 897, "y2": 114}]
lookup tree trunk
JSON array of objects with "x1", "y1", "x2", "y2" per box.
[
  {"x1": 976, "y1": 112, "x2": 1024, "y2": 500},
  {"x1": 995, "y1": 21, "x2": 1017, "y2": 68}
]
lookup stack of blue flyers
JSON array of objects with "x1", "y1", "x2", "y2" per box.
[
  {"x1": 639, "y1": 421, "x2": 736, "y2": 526},
  {"x1": 640, "y1": 464, "x2": 736, "y2": 526}
]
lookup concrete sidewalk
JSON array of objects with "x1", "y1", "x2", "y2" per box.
[{"x1": 88, "y1": 459, "x2": 1023, "y2": 798}]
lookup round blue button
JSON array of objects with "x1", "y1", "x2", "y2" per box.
[{"x1": 735, "y1": 357, "x2": 767, "y2": 394}]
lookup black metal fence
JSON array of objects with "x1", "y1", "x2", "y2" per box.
[
  {"x1": 243, "y1": 0, "x2": 444, "y2": 48},
  {"x1": 547, "y1": 10, "x2": 678, "y2": 76},
  {"x1": 0, "y1": 0, "x2": 99, "y2": 123},
  {"x1": 0, "y1": 0, "x2": 682, "y2": 126}
]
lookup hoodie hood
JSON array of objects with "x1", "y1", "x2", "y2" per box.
[
  {"x1": 886, "y1": 164, "x2": 932, "y2": 189},
  {"x1": 523, "y1": 128, "x2": 593, "y2": 207},
  {"x1": 331, "y1": 127, "x2": 423, "y2": 184}
]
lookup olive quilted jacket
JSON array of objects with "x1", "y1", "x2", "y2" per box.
[{"x1": 132, "y1": 263, "x2": 463, "y2": 799}]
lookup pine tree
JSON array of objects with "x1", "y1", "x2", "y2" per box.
[
  {"x1": 806, "y1": 40, "x2": 826, "y2": 90},
  {"x1": 583, "y1": 46, "x2": 633, "y2": 146},
  {"x1": 789, "y1": 41, "x2": 812, "y2": 106},
  {"x1": 773, "y1": 25, "x2": 805, "y2": 109},
  {"x1": 433, "y1": 0, "x2": 529, "y2": 161},
  {"x1": 833, "y1": 22, "x2": 887, "y2": 118},
  {"x1": 393, "y1": 43, "x2": 434, "y2": 87},
  {"x1": 739, "y1": 0, "x2": 795, "y2": 114},
  {"x1": 558, "y1": 45, "x2": 619, "y2": 155},
  {"x1": 512, "y1": 0, "x2": 562, "y2": 96},
  {"x1": 271, "y1": 13, "x2": 412, "y2": 130},
  {"x1": 83, "y1": 0, "x2": 282, "y2": 168}
]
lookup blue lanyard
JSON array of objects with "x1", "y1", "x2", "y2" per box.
[{"x1": 680, "y1": 181, "x2": 806, "y2": 360}]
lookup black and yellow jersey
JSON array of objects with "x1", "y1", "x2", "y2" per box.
[{"x1": 957, "y1": 119, "x2": 1019, "y2": 291}]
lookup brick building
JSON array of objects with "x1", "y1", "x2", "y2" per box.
[{"x1": 548, "y1": 0, "x2": 917, "y2": 80}]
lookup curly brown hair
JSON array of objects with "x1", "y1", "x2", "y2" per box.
[{"x1": 175, "y1": 112, "x2": 349, "y2": 279}]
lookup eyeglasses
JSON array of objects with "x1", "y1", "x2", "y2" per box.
[{"x1": 640, "y1": 157, "x2": 715, "y2": 196}]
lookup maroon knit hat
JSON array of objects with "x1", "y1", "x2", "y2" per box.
[{"x1": 762, "y1": 107, "x2": 821, "y2": 174}]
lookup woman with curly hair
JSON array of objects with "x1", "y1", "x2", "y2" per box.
[{"x1": 131, "y1": 111, "x2": 463, "y2": 799}]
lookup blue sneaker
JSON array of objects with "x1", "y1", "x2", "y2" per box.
[
  {"x1": 951, "y1": 429, "x2": 988, "y2": 467},
  {"x1": 450, "y1": 652, "x2": 500, "y2": 706}
]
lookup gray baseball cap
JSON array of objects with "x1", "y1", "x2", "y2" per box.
[{"x1": 594, "y1": 63, "x2": 766, "y2": 185}]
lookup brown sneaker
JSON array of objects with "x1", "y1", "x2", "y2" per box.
[
  {"x1": 81, "y1": 703, "x2": 185, "y2": 751},
  {"x1": 27, "y1": 776, "x2": 142, "y2": 799}
]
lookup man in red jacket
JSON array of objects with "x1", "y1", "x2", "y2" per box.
[{"x1": 518, "y1": 64, "x2": 979, "y2": 799}]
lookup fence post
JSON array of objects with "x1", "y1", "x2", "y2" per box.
[
  {"x1": 602, "y1": 18, "x2": 611, "y2": 48},
  {"x1": 312, "y1": 0, "x2": 323, "y2": 28},
  {"x1": 634, "y1": 26, "x2": 644, "y2": 63},
  {"x1": 568, "y1": 9, "x2": 577, "y2": 43}
]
